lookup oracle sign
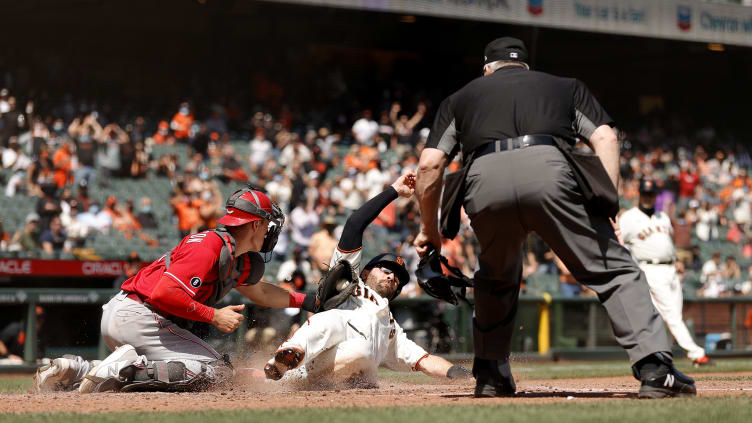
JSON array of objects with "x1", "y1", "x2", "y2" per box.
[
  {"x1": 0, "y1": 260, "x2": 33, "y2": 275},
  {"x1": 0, "y1": 259, "x2": 132, "y2": 277},
  {"x1": 81, "y1": 261, "x2": 123, "y2": 276}
]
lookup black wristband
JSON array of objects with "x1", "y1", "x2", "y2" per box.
[
  {"x1": 301, "y1": 292, "x2": 318, "y2": 313},
  {"x1": 446, "y1": 364, "x2": 472, "y2": 379}
]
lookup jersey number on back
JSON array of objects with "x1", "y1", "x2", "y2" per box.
[{"x1": 186, "y1": 232, "x2": 208, "y2": 244}]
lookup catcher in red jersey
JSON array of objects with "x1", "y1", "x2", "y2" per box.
[{"x1": 34, "y1": 187, "x2": 320, "y2": 393}]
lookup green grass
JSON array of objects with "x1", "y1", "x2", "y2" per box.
[
  {"x1": 2, "y1": 397, "x2": 752, "y2": 423},
  {"x1": 0, "y1": 376, "x2": 33, "y2": 393}
]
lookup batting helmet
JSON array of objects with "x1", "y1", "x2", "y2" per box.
[
  {"x1": 362, "y1": 253, "x2": 410, "y2": 300},
  {"x1": 639, "y1": 178, "x2": 658, "y2": 194}
]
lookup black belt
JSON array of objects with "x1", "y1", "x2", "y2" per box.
[{"x1": 473, "y1": 135, "x2": 556, "y2": 159}]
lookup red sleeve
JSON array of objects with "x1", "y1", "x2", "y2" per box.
[{"x1": 149, "y1": 275, "x2": 215, "y2": 323}]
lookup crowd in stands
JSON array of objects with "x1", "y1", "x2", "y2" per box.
[{"x1": 2, "y1": 84, "x2": 752, "y2": 301}]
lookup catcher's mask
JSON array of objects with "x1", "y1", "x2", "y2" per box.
[
  {"x1": 218, "y1": 186, "x2": 285, "y2": 261},
  {"x1": 362, "y1": 253, "x2": 410, "y2": 300},
  {"x1": 415, "y1": 247, "x2": 474, "y2": 306}
]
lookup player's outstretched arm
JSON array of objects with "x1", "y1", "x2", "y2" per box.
[
  {"x1": 416, "y1": 354, "x2": 471, "y2": 379},
  {"x1": 236, "y1": 281, "x2": 317, "y2": 311},
  {"x1": 337, "y1": 172, "x2": 414, "y2": 252}
]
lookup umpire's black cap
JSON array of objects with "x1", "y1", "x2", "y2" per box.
[
  {"x1": 363, "y1": 253, "x2": 410, "y2": 298},
  {"x1": 484, "y1": 37, "x2": 528, "y2": 65},
  {"x1": 639, "y1": 177, "x2": 658, "y2": 194}
]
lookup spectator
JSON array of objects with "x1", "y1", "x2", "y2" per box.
[
  {"x1": 276, "y1": 247, "x2": 313, "y2": 285},
  {"x1": 678, "y1": 162, "x2": 700, "y2": 210},
  {"x1": 0, "y1": 218, "x2": 9, "y2": 252},
  {"x1": 170, "y1": 188, "x2": 203, "y2": 237},
  {"x1": 351, "y1": 109, "x2": 378, "y2": 146},
  {"x1": 68, "y1": 113, "x2": 103, "y2": 187},
  {"x1": 60, "y1": 199, "x2": 89, "y2": 248},
  {"x1": 97, "y1": 123, "x2": 127, "y2": 186},
  {"x1": 308, "y1": 215, "x2": 339, "y2": 271},
  {"x1": 40, "y1": 216, "x2": 70, "y2": 257},
  {"x1": 700, "y1": 252, "x2": 724, "y2": 298},
  {"x1": 390, "y1": 102, "x2": 426, "y2": 146},
  {"x1": 9, "y1": 213, "x2": 40, "y2": 255},
  {"x1": 77, "y1": 204, "x2": 113, "y2": 233},
  {"x1": 289, "y1": 194, "x2": 320, "y2": 250},
  {"x1": 248, "y1": 128, "x2": 273, "y2": 172},
  {"x1": 2, "y1": 137, "x2": 31, "y2": 197},
  {"x1": 695, "y1": 200, "x2": 719, "y2": 242},
  {"x1": 52, "y1": 141, "x2": 73, "y2": 188},
  {"x1": 721, "y1": 255, "x2": 742, "y2": 282},
  {"x1": 35, "y1": 183, "x2": 61, "y2": 233},
  {"x1": 170, "y1": 102, "x2": 194, "y2": 140},
  {"x1": 152, "y1": 121, "x2": 172, "y2": 144},
  {"x1": 136, "y1": 197, "x2": 158, "y2": 229}
]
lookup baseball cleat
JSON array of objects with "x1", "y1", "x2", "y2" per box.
[
  {"x1": 78, "y1": 344, "x2": 139, "y2": 393},
  {"x1": 638, "y1": 367, "x2": 696, "y2": 399},
  {"x1": 692, "y1": 356, "x2": 712, "y2": 367},
  {"x1": 264, "y1": 347, "x2": 305, "y2": 381},
  {"x1": 34, "y1": 357, "x2": 77, "y2": 392},
  {"x1": 472, "y1": 357, "x2": 516, "y2": 398}
]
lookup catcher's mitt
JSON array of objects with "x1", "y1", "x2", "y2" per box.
[
  {"x1": 416, "y1": 247, "x2": 473, "y2": 306},
  {"x1": 314, "y1": 259, "x2": 358, "y2": 312}
]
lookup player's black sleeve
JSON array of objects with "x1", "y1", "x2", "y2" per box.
[
  {"x1": 571, "y1": 79, "x2": 615, "y2": 140},
  {"x1": 337, "y1": 186, "x2": 398, "y2": 251},
  {"x1": 426, "y1": 96, "x2": 460, "y2": 160}
]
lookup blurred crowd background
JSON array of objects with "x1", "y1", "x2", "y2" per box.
[{"x1": 3, "y1": 79, "x2": 752, "y2": 303}]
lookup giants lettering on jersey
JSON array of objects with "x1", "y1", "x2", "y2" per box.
[{"x1": 636, "y1": 223, "x2": 672, "y2": 240}]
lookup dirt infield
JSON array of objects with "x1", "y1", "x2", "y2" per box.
[{"x1": 2, "y1": 372, "x2": 751, "y2": 414}]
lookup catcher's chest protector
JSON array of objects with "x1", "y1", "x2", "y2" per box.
[{"x1": 164, "y1": 228, "x2": 264, "y2": 307}]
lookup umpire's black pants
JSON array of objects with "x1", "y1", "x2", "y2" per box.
[{"x1": 464, "y1": 145, "x2": 671, "y2": 364}]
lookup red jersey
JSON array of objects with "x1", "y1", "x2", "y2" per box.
[{"x1": 121, "y1": 231, "x2": 223, "y2": 304}]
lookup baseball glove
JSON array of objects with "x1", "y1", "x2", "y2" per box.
[{"x1": 313, "y1": 259, "x2": 358, "y2": 312}]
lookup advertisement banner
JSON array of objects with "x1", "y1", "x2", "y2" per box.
[
  {"x1": 0, "y1": 259, "x2": 130, "y2": 278},
  {"x1": 265, "y1": 0, "x2": 752, "y2": 47}
]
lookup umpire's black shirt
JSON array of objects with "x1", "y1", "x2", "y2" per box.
[{"x1": 426, "y1": 67, "x2": 614, "y2": 157}]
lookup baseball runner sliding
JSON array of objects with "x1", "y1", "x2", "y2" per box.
[{"x1": 264, "y1": 173, "x2": 471, "y2": 387}]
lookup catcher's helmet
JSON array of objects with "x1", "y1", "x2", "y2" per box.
[
  {"x1": 218, "y1": 186, "x2": 285, "y2": 254},
  {"x1": 362, "y1": 253, "x2": 410, "y2": 300}
]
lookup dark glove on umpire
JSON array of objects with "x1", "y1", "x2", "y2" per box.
[{"x1": 446, "y1": 364, "x2": 473, "y2": 380}]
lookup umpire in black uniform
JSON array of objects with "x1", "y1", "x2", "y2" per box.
[{"x1": 414, "y1": 37, "x2": 696, "y2": 399}]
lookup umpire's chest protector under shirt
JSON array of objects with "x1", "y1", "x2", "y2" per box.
[{"x1": 429, "y1": 67, "x2": 613, "y2": 156}]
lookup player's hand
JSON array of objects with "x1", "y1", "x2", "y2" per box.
[
  {"x1": 414, "y1": 228, "x2": 441, "y2": 258},
  {"x1": 392, "y1": 171, "x2": 416, "y2": 198},
  {"x1": 211, "y1": 304, "x2": 245, "y2": 333},
  {"x1": 609, "y1": 216, "x2": 624, "y2": 246}
]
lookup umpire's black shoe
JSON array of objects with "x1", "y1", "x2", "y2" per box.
[
  {"x1": 473, "y1": 357, "x2": 516, "y2": 398},
  {"x1": 634, "y1": 353, "x2": 697, "y2": 399}
]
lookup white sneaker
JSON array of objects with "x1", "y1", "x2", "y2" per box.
[
  {"x1": 34, "y1": 357, "x2": 77, "y2": 392},
  {"x1": 78, "y1": 344, "x2": 139, "y2": 393}
]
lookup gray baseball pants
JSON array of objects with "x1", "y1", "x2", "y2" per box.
[{"x1": 464, "y1": 145, "x2": 671, "y2": 364}]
